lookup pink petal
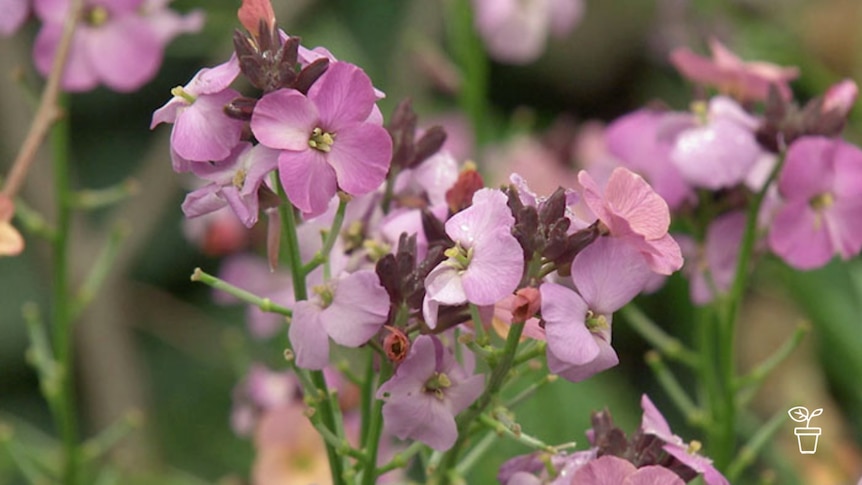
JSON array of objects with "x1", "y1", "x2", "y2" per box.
[
  {"x1": 171, "y1": 89, "x2": 244, "y2": 161},
  {"x1": 150, "y1": 97, "x2": 183, "y2": 128},
  {"x1": 779, "y1": 137, "x2": 835, "y2": 200},
  {"x1": 461, "y1": 228, "x2": 523, "y2": 305},
  {"x1": 186, "y1": 53, "x2": 241, "y2": 96},
  {"x1": 33, "y1": 24, "x2": 99, "y2": 92},
  {"x1": 547, "y1": 338, "x2": 618, "y2": 383},
  {"x1": 444, "y1": 374, "x2": 484, "y2": 415},
  {"x1": 634, "y1": 233, "x2": 684, "y2": 275},
  {"x1": 326, "y1": 122, "x2": 391, "y2": 196},
  {"x1": 572, "y1": 456, "x2": 637, "y2": 485},
  {"x1": 308, "y1": 62, "x2": 377, "y2": 129},
  {"x1": 825, "y1": 200, "x2": 862, "y2": 259},
  {"x1": 640, "y1": 394, "x2": 675, "y2": 440},
  {"x1": 0, "y1": 0, "x2": 29, "y2": 36},
  {"x1": 278, "y1": 150, "x2": 337, "y2": 217},
  {"x1": 832, "y1": 141, "x2": 862, "y2": 198},
  {"x1": 381, "y1": 395, "x2": 457, "y2": 451},
  {"x1": 625, "y1": 466, "x2": 685, "y2": 485},
  {"x1": 572, "y1": 237, "x2": 651, "y2": 313},
  {"x1": 321, "y1": 271, "x2": 389, "y2": 347},
  {"x1": 425, "y1": 264, "x2": 467, "y2": 305},
  {"x1": 603, "y1": 167, "x2": 670, "y2": 239},
  {"x1": 34, "y1": 0, "x2": 66, "y2": 22},
  {"x1": 769, "y1": 201, "x2": 833, "y2": 269},
  {"x1": 671, "y1": 118, "x2": 762, "y2": 189},
  {"x1": 86, "y1": 15, "x2": 162, "y2": 92},
  {"x1": 289, "y1": 301, "x2": 330, "y2": 370},
  {"x1": 445, "y1": 189, "x2": 515, "y2": 247},
  {"x1": 251, "y1": 89, "x2": 318, "y2": 151},
  {"x1": 182, "y1": 185, "x2": 226, "y2": 219},
  {"x1": 540, "y1": 283, "x2": 597, "y2": 365}
]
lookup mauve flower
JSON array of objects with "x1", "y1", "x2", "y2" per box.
[
  {"x1": 670, "y1": 37, "x2": 799, "y2": 102},
  {"x1": 572, "y1": 455, "x2": 685, "y2": 485},
  {"x1": 498, "y1": 449, "x2": 597, "y2": 484},
  {"x1": 422, "y1": 188, "x2": 524, "y2": 328},
  {"x1": 768, "y1": 136, "x2": 862, "y2": 269},
  {"x1": 376, "y1": 335, "x2": 483, "y2": 451},
  {"x1": 677, "y1": 211, "x2": 746, "y2": 305},
  {"x1": 251, "y1": 61, "x2": 392, "y2": 217},
  {"x1": 181, "y1": 142, "x2": 279, "y2": 227},
  {"x1": 541, "y1": 237, "x2": 651, "y2": 382},
  {"x1": 669, "y1": 96, "x2": 765, "y2": 190},
  {"x1": 578, "y1": 167, "x2": 683, "y2": 275},
  {"x1": 151, "y1": 54, "x2": 243, "y2": 167},
  {"x1": 472, "y1": 0, "x2": 584, "y2": 64},
  {"x1": 640, "y1": 395, "x2": 729, "y2": 485},
  {"x1": 290, "y1": 270, "x2": 390, "y2": 369},
  {"x1": 604, "y1": 110, "x2": 691, "y2": 210},
  {"x1": 0, "y1": 196, "x2": 24, "y2": 257},
  {"x1": 217, "y1": 254, "x2": 293, "y2": 339},
  {"x1": 0, "y1": 0, "x2": 29, "y2": 36},
  {"x1": 33, "y1": 0, "x2": 203, "y2": 92}
]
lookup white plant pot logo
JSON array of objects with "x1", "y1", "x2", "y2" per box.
[{"x1": 788, "y1": 406, "x2": 823, "y2": 454}]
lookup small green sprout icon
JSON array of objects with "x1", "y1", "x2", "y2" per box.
[{"x1": 788, "y1": 406, "x2": 822, "y2": 428}]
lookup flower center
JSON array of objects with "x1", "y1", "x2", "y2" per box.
[
  {"x1": 585, "y1": 310, "x2": 608, "y2": 333},
  {"x1": 85, "y1": 5, "x2": 110, "y2": 27},
  {"x1": 810, "y1": 192, "x2": 834, "y2": 211},
  {"x1": 312, "y1": 284, "x2": 334, "y2": 308},
  {"x1": 444, "y1": 243, "x2": 473, "y2": 270},
  {"x1": 687, "y1": 440, "x2": 702, "y2": 455},
  {"x1": 232, "y1": 168, "x2": 247, "y2": 189},
  {"x1": 308, "y1": 127, "x2": 335, "y2": 153},
  {"x1": 423, "y1": 372, "x2": 452, "y2": 400},
  {"x1": 170, "y1": 86, "x2": 196, "y2": 104}
]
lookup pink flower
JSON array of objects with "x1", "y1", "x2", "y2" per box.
[
  {"x1": 472, "y1": 0, "x2": 584, "y2": 64},
  {"x1": 33, "y1": 0, "x2": 203, "y2": 92},
  {"x1": 640, "y1": 395, "x2": 729, "y2": 485},
  {"x1": 217, "y1": 254, "x2": 293, "y2": 339},
  {"x1": 252, "y1": 404, "x2": 331, "y2": 485},
  {"x1": 768, "y1": 136, "x2": 862, "y2": 269},
  {"x1": 677, "y1": 211, "x2": 746, "y2": 305},
  {"x1": 669, "y1": 96, "x2": 766, "y2": 190},
  {"x1": 151, "y1": 54, "x2": 243, "y2": 167},
  {"x1": 422, "y1": 188, "x2": 524, "y2": 328},
  {"x1": 0, "y1": 196, "x2": 24, "y2": 257},
  {"x1": 572, "y1": 455, "x2": 685, "y2": 485},
  {"x1": 821, "y1": 79, "x2": 858, "y2": 118},
  {"x1": 670, "y1": 38, "x2": 799, "y2": 102},
  {"x1": 0, "y1": 0, "x2": 29, "y2": 36},
  {"x1": 604, "y1": 109, "x2": 692, "y2": 210},
  {"x1": 251, "y1": 62, "x2": 392, "y2": 217},
  {"x1": 181, "y1": 142, "x2": 279, "y2": 227},
  {"x1": 289, "y1": 270, "x2": 390, "y2": 369},
  {"x1": 376, "y1": 335, "x2": 483, "y2": 451},
  {"x1": 541, "y1": 237, "x2": 652, "y2": 382},
  {"x1": 578, "y1": 167, "x2": 683, "y2": 275}
]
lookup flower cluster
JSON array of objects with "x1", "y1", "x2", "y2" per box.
[{"x1": 499, "y1": 395, "x2": 729, "y2": 485}]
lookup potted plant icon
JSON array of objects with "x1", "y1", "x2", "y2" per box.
[{"x1": 788, "y1": 406, "x2": 823, "y2": 454}]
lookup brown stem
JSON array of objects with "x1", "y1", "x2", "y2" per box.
[{"x1": 1, "y1": 0, "x2": 84, "y2": 199}]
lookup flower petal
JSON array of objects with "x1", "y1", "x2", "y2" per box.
[
  {"x1": 309, "y1": 62, "x2": 377, "y2": 129},
  {"x1": 572, "y1": 237, "x2": 651, "y2": 313},
  {"x1": 321, "y1": 271, "x2": 389, "y2": 347},
  {"x1": 445, "y1": 188, "x2": 515, "y2": 246},
  {"x1": 86, "y1": 15, "x2": 162, "y2": 92},
  {"x1": 768, "y1": 201, "x2": 833, "y2": 269},
  {"x1": 603, "y1": 167, "x2": 670, "y2": 239},
  {"x1": 540, "y1": 283, "x2": 597, "y2": 365},
  {"x1": 278, "y1": 150, "x2": 337, "y2": 217},
  {"x1": 171, "y1": 89, "x2": 244, "y2": 162},
  {"x1": 251, "y1": 89, "x2": 318, "y2": 151},
  {"x1": 326, "y1": 122, "x2": 391, "y2": 196},
  {"x1": 461, "y1": 227, "x2": 523, "y2": 305},
  {"x1": 289, "y1": 301, "x2": 330, "y2": 370}
]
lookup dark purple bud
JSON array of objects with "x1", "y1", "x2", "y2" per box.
[{"x1": 294, "y1": 58, "x2": 330, "y2": 94}]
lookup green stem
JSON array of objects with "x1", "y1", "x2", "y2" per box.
[
  {"x1": 645, "y1": 351, "x2": 704, "y2": 428},
  {"x1": 726, "y1": 410, "x2": 788, "y2": 481},
  {"x1": 70, "y1": 224, "x2": 129, "y2": 320},
  {"x1": 436, "y1": 322, "x2": 525, "y2": 482},
  {"x1": 445, "y1": 0, "x2": 489, "y2": 146},
  {"x1": 620, "y1": 304, "x2": 698, "y2": 367},
  {"x1": 735, "y1": 323, "x2": 809, "y2": 407},
  {"x1": 190, "y1": 267, "x2": 292, "y2": 316},
  {"x1": 50, "y1": 94, "x2": 79, "y2": 485},
  {"x1": 361, "y1": 361, "x2": 393, "y2": 485},
  {"x1": 301, "y1": 196, "x2": 348, "y2": 277},
  {"x1": 275, "y1": 180, "x2": 344, "y2": 485},
  {"x1": 376, "y1": 440, "x2": 425, "y2": 475},
  {"x1": 505, "y1": 374, "x2": 557, "y2": 409},
  {"x1": 454, "y1": 430, "x2": 496, "y2": 476},
  {"x1": 476, "y1": 413, "x2": 555, "y2": 453}
]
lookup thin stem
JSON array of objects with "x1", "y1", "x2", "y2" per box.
[
  {"x1": 70, "y1": 223, "x2": 129, "y2": 320},
  {"x1": 51, "y1": 93, "x2": 80, "y2": 485},
  {"x1": 476, "y1": 413, "x2": 555, "y2": 453},
  {"x1": 361, "y1": 361, "x2": 393, "y2": 485},
  {"x1": 190, "y1": 267, "x2": 292, "y2": 316},
  {"x1": 726, "y1": 410, "x2": 788, "y2": 481},
  {"x1": 505, "y1": 374, "x2": 557, "y2": 409},
  {"x1": 454, "y1": 430, "x2": 496, "y2": 476},
  {"x1": 301, "y1": 196, "x2": 348, "y2": 277},
  {"x1": 645, "y1": 351, "x2": 705, "y2": 428},
  {"x1": 1, "y1": 0, "x2": 84, "y2": 199},
  {"x1": 437, "y1": 322, "x2": 525, "y2": 481},
  {"x1": 735, "y1": 323, "x2": 809, "y2": 407},
  {"x1": 376, "y1": 440, "x2": 425, "y2": 475},
  {"x1": 468, "y1": 303, "x2": 488, "y2": 345},
  {"x1": 620, "y1": 304, "x2": 698, "y2": 367},
  {"x1": 444, "y1": 0, "x2": 489, "y2": 146}
]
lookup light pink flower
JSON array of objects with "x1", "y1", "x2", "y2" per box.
[
  {"x1": 422, "y1": 188, "x2": 524, "y2": 328},
  {"x1": 670, "y1": 38, "x2": 799, "y2": 102},
  {"x1": 572, "y1": 455, "x2": 685, "y2": 485},
  {"x1": 578, "y1": 167, "x2": 683, "y2": 275},
  {"x1": 768, "y1": 136, "x2": 862, "y2": 269},
  {"x1": 251, "y1": 62, "x2": 392, "y2": 217},
  {"x1": 677, "y1": 211, "x2": 746, "y2": 305},
  {"x1": 0, "y1": 0, "x2": 29, "y2": 36},
  {"x1": 290, "y1": 270, "x2": 390, "y2": 369}
]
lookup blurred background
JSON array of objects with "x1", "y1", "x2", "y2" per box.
[{"x1": 1, "y1": 0, "x2": 862, "y2": 483}]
